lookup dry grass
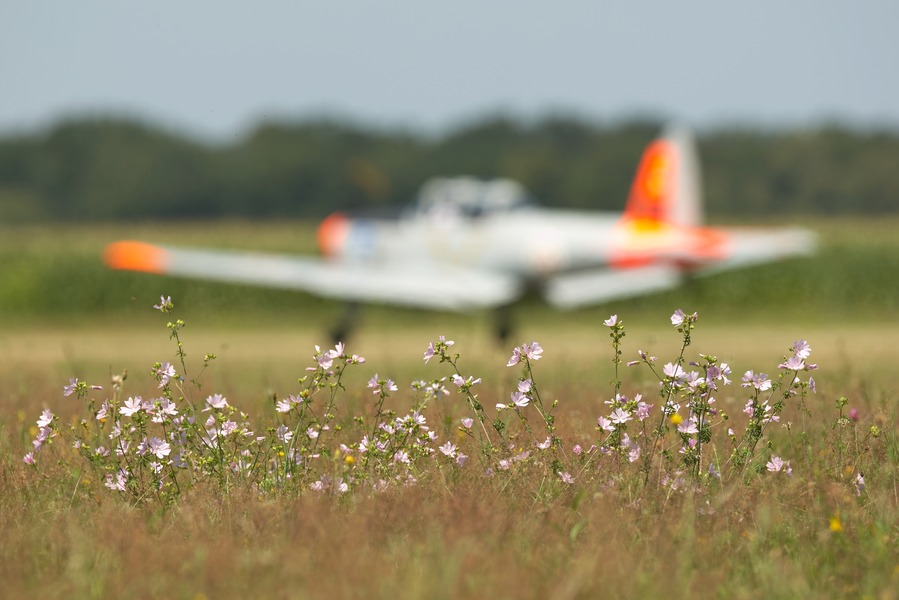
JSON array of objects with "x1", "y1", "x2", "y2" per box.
[{"x1": 2, "y1": 314, "x2": 898, "y2": 599}]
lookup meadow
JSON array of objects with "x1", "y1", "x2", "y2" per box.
[{"x1": 1, "y1": 217, "x2": 897, "y2": 599}]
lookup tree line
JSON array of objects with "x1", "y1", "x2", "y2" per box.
[{"x1": 0, "y1": 115, "x2": 896, "y2": 222}]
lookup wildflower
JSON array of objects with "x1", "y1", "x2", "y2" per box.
[
  {"x1": 205, "y1": 394, "x2": 228, "y2": 410},
  {"x1": 152, "y1": 398, "x2": 178, "y2": 423},
  {"x1": 829, "y1": 515, "x2": 842, "y2": 533},
  {"x1": 96, "y1": 400, "x2": 110, "y2": 421},
  {"x1": 155, "y1": 362, "x2": 176, "y2": 388},
  {"x1": 523, "y1": 342, "x2": 543, "y2": 361},
  {"x1": 766, "y1": 456, "x2": 791, "y2": 474},
  {"x1": 677, "y1": 418, "x2": 698, "y2": 435},
  {"x1": 221, "y1": 420, "x2": 238, "y2": 436},
  {"x1": 511, "y1": 391, "x2": 530, "y2": 408},
  {"x1": 778, "y1": 355, "x2": 805, "y2": 371},
  {"x1": 572, "y1": 444, "x2": 583, "y2": 456},
  {"x1": 609, "y1": 407, "x2": 631, "y2": 425},
  {"x1": 559, "y1": 471, "x2": 575, "y2": 484},
  {"x1": 306, "y1": 427, "x2": 319, "y2": 440},
  {"x1": 439, "y1": 441, "x2": 457, "y2": 458},
  {"x1": 671, "y1": 309, "x2": 686, "y2": 326},
  {"x1": 452, "y1": 374, "x2": 482, "y2": 388},
  {"x1": 517, "y1": 379, "x2": 532, "y2": 393},
  {"x1": 63, "y1": 377, "x2": 79, "y2": 397},
  {"x1": 423, "y1": 336, "x2": 453, "y2": 363},
  {"x1": 36, "y1": 409, "x2": 54, "y2": 429},
  {"x1": 460, "y1": 418, "x2": 473, "y2": 429},
  {"x1": 663, "y1": 362, "x2": 686, "y2": 381},
  {"x1": 507, "y1": 341, "x2": 543, "y2": 367},
  {"x1": 146, "y1": 437, "x2": 171, "y2": 459},
  {"x1": 536, "y1": 437, "x2": 551, "y2": 450},
  {"x1": 104, "y1": 469, "x2": 128, "y2": 491},
  {"x1": 809, "y1": 377, "x2": 816, "y2": 393},
  {"x1": 597, "y1": 416, "x2": 614, "y2": 432},
  {"x1": 792, "y1": 339, "x2": 812, "y2": 359},
  {"x1": 455, "y1": 453, "x2": 468, "y2": 467},
  {"x1": 638, "y1": 350, "x2": 657, "y2": 363},
  {"x1": 848, "y1": 408, "x2": 859, "y2": 421},
  {"x1": 741, "y1": 370, "x2": 772, "y2": 391},
  {"x1": 276, "y1": 398, "x2": 292, "y2": 413},
  {"x1": 603, "y1": 314, "x2": 618, "y2": 327},
  {"x1": 855, "y1": 473, "x2": 865, "y2": 496},
  {"x1": 153, "y1": 295, "x2": 173, "y2": 312},
  {"x1": 23, "y1": 452, "x2": 35, "y2": 465},
  {"x1": 670, "y1": 413, "x2": 684, "y2": 426},
  {"x1": 393, "y1": 450, "x2": 410, "y2": 465},
  {"x1": 495, "y1": 403, "x2": 507, "y2": 411},
  {"x1": 636, "y1": 401, "x2": 653, "y2": 421},
  {"x1": 368, "y1": 374, "x2": 398, "y2": 394},
  {"x1": 507, "y1": 347, "x2": 522, "y2": 367},
  {"x1": 628, "y1": 445, "x2": 641, "y2": 463},
  {"x1": 498, "y1": 459, "x2": 512, "y2": 471},
  {"x1": 119, "y1": 396, "x2": 143, "y2": 417}
]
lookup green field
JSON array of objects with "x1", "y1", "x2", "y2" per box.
[{"x1": 1, "y1": 218, "x2": 897, "y2": 598}]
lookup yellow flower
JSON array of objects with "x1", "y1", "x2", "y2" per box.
[
  {"x1": 344, "y1": 455, "x2": 355, "y2": 465},
  {"x1": 278, "y1": 451, "x2": 285, "y2": 458},
  {"x1": 829, "y1": 515, "x2": 843, "y2": 533},
  {"x1": 670, "y1": 414, "x2": 684, "y2": 426}
]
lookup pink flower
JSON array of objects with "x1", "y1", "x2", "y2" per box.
[
  {"x1": 603, "y1": 314, "x2": 618, "y2": 327},
  {"x1": 609, "y1": 408, "x2": 631, "y2": 425},
  {"x1": 119, "y1": 397, "x2": 143, "y2": 417},
  {"x1": 792, "y1": 340, "x2": 812, "y2": 359},
  {"x1": 460, "y1": 418, "x2": 474, "y2": 429},
  {"x1": 741, "y1": 370, "x2": 772, "y2": 391},
  {"x1": 204, "y1": 394, "x2": 228, "y2": 410},
  {"x1": 439, "y1": 442, "x2": 457, "y2": 458},
  {"x1": 670, "y1": 309, "x2": 686, "y2": 326},
  {"x1": 146, "y1": 437, "x2": 171, "y2": 459},
  {"x1": 63, "y1": 378, "x2": 79, "y2": 397},
  {"x1": 559, "y1": 472, "x2": 574, "y2": 484},
  {"x1": 766, "y1": 455, "x2": 791, "y2": 474},
  {"x1": 535, "y1": 437, "x2": 551, "y2": 450},
  {"x1": 36, "y1": 409, "x2": 54, "y2": 429},
  {"x1": 511, "y1": 391, "x2": 530, "y2": 408}
]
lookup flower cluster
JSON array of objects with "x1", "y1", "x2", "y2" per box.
[{"x1": 24, "y1": 298, "x2": 835, "y2": 503}]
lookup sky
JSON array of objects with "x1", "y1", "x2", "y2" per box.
[{"x1": 3, "y1": 0, "x2": 898, "y2": 142}]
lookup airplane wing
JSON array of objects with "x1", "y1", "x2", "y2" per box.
[
  {"x1": 544, "y1": 264, "x2": 683, "y2": 309},
  {"x1": 700, "y1": 227, "x2": 817, "y2": 276},
  {"x1": 104, "y1": 241, "x2": 522, "y2": 312}
]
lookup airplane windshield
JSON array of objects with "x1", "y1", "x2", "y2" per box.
[{"x1": 414, "y1": 177, "x2": 537, "y2": 219}]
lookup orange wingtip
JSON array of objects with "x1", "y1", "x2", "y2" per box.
[{"x1": 103, "y1": 241, "x2": 169, "y2": 273}]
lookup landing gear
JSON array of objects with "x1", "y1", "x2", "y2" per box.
[
  {"x1": 329, "y1": 302, "x2": 361, "y2": 344},
  {"x1": 493, "y1": 304, "x2": 515, "y2": 345}
]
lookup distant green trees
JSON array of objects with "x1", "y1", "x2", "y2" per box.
[{"x1": 1, "y1": 115, "x2": 896, "y2": 222}]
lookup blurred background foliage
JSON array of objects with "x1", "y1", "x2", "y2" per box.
[{"x1": 1, "y1": 115, "x2": 897, "y2": 222}]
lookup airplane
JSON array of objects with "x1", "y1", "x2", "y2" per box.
[{"x1": 103, "y1": 125, "x2": 815, "y2": 340}]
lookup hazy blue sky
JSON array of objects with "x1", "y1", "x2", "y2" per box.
[{"x1": 3, "y1": 0, "x2": 897, "y2": 140}]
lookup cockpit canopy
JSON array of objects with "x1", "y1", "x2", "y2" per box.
[{"x1": 413, "y1": 177, "x2": 537, "y2": 219}]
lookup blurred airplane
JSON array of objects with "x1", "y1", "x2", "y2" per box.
[{"x1": 104, "y1": 125, "x2": 815, "y2": 339}]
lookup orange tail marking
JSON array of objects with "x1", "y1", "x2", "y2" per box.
[
  {"x1": 103, "y1": 241, "x2": 168, "y2": 273},
  {"x1": 623, "y1": 139, "x2": 677, "y2": 224}
]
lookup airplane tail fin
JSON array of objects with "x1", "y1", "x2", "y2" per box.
[{"x1": 622, "y1": 124, "x2": 702, "y2": 229}]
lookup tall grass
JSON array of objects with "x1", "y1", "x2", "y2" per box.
[{"x1": 3, "y1": 296, "x2": 897, "y2": 598}]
